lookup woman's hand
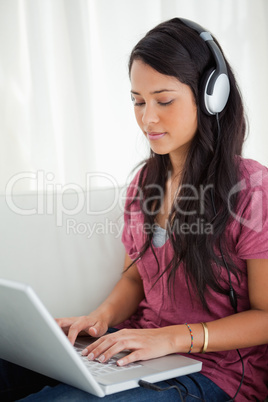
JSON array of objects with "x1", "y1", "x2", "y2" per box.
[
  {"x1": 55, "y1": 312, "x2": 109, "y2": 345},
  {"x1": 81, "y1": 327, "x2": 177, "y2": 366},
  {"x1": 56, "y1": 254, "x2": 144, "y2": 347}
]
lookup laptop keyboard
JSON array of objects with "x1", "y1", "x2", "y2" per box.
[{"x1": 74, "y1": 346, "x2": 142, "y2": 377}]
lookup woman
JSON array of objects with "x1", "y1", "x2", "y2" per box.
[{"x1": 1, "y1": 17, "x2": 268, "y2": 402}]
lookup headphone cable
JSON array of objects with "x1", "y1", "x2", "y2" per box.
[{"x1": 210, "y1": 114, "x2": 244, "y2": 401}]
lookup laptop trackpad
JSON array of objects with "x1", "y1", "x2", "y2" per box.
[{"x1": 95, "y1": 366, "x2": 155, "y2": 385}]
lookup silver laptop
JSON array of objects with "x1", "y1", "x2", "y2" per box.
[{"x1": 0, "y1": 278, "x2": 202, "y2": 397}]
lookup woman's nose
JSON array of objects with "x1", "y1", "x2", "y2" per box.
[{"x1": 142, "y1": 104, "x2": 160, "y2": 125}]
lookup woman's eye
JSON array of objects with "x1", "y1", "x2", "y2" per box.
[
  {"x1": 158, "y1": 100, "x2": 173, "y2": 106},
  {"x1": 132, "y1": 99, "x2": 145, "y2": 107},
  {"x1": 130, "y1": 95, "x2": 174, "y2": 107},
  {"x1": 131, "y1": 94, "x2": 145, "y2": 106},
  {"x1": 133, "y1": 100, "x2": 173, "y2": 107}
]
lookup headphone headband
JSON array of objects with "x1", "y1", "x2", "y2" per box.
[{"x1": 179, "y1": 18, "x2": 230, "y2": 115}]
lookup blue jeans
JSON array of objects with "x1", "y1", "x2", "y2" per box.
[{"x1": 0, "y1": 358, "x2": 230, "y2": 402}]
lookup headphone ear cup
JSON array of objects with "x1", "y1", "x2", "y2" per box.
[
  {"x1": 200, "y1": 68, "x2": 230, "y2": 115},
  {"x1": 199, "y1": 68, "x2": 215, "y2": 115}
]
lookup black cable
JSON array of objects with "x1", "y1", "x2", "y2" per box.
[
  {"x1": 210, "y1": 114, "x2": 244, "y2": 401},
  {"x1": 173, "y1": 378, "x2": 205, "y2": 401},
  {"x1": 139, "y1": 378, "x2": 207, "y2": 401},
  {"x1": 227, "y1": 349, "x2": 245, "y2": 401},
  {"x1": 215, "y1": 112, "x2": 221, "y2": 142},
  {"x1": 138, "y1": 114, "x2": 244, "y2": 401},
  {"x1": 138, "y1": 379, "x2": 184, "y2": 401},
  {"x1": 210, "y1": 186, "x2": 237, "y2": 312}
]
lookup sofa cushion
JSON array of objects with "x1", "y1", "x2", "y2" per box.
[{"x1": 0, "y1": 187, "x2": 125, "y2": 317}]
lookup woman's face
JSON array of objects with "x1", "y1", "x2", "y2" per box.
[{"x1": 130, "y1": 59, "x2": 198, "y2": 168}]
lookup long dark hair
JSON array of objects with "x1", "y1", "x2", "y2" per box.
[{"x1": 128, "y1": 18, "x2": 246, "y2": 311}]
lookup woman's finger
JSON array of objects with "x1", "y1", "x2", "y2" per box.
[{"x1": 83, "y1": 330, "x2": 139, "y2": 361}]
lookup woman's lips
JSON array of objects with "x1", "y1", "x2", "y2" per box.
[{"x1": 147, "y1": 132, "x2": 167, "y2": 140}]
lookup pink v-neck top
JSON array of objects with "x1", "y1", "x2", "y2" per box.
[{"x1": 120, "y1": 157, "x2": 268, "y2": 401}]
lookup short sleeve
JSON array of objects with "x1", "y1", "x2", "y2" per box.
[
  {"x1": 234, "y1": 162, "x2": 268, "y2": 259},
  {"x1": 121, "y1": 170, "x2": 143, "y2": 261}
]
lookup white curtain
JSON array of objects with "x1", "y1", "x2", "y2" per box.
[{"x1": 1, "y1": 0, "x2": 267, "y2": 193}]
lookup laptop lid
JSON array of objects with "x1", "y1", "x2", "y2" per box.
[{"x1": 0, "y1": 278, "x2": 202, "y2": 397}]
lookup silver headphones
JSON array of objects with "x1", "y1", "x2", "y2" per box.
[{"x1": 180, "y1": 18, "x2": 230, "y2": 115}]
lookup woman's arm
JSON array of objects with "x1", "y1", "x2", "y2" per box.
[
  {"x1": 56, "y1": 253, "x2": 144, "y2": 345},
  {"x1": 93, "y1": 253, "x2": 145, "y2": 328},
  {"x1": 187, "y1": 258, "x2": 268, "y2": 353},
  {"x1": 82, "y1": 259, "x2": 268, "y2": 365}
]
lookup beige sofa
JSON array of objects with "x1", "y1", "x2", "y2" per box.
[{"x1": 0, "y1": 186, "x2": 126, "y2": 318}]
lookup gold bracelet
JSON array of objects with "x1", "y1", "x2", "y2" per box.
[{"x1": 201, "y1": 322, "x2": 208, "y2": 353}]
